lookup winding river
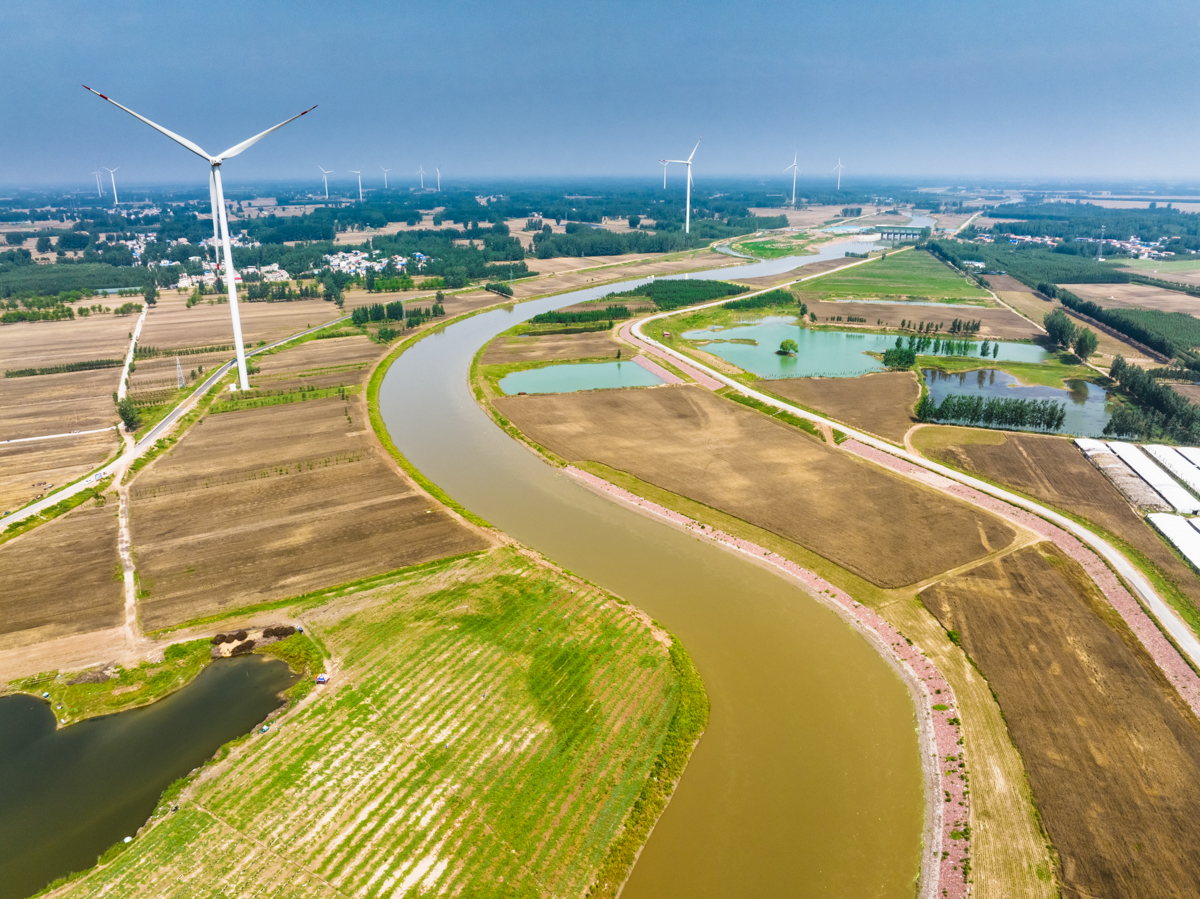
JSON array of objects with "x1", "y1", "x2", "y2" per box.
[{"x1": 378, "y1": 251, "x2": 927, "y2": 896}]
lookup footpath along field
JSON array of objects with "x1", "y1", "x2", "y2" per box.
[{"x1": 52, "y1": 549, "x2": 703, "y2": 899}]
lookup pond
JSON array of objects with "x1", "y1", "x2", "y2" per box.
[
  {"x1": 0, "y1": 655, "x2": 296, "y2": 899},
  {"x1": 683, "y1": 316, "x2": 1050, "y2": 379},
  {"x1": 498, "y1": 360, "x2": 664, "y2": 395},
  {"x1": 923, "y1": 368, "x2": 1114, "y2": 436}
]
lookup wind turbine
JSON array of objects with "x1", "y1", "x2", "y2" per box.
[
  {"x1": 318, "y1": 165, "x2": 332, "y2": 198},
  {"x1": 83, "y1": 85, "x2": 316, "y2": 392},
  {"x1": 92, "y1": 169, "x2": 105, "y2": 198},
  {"x1": 833, "y1": 158, "x2": 845, "y2": 191},
  {"x1": 103, "y1": 166, "x2": 120, "y2": 207},
  {"x1": 417, "y1": 165, "x2": 426, "y2": 189},
  {"x1": 436, "y1": 167, "x2": 440, "y2": 191},
  {"x1": 350, "y1": 169, "x2": 363, "y2": 201},
  {"x1": 381, "y1": 166, "x2": 390, "y2": 189},
  {"x1": 660, "y1": 159, "x2": 668, "y2": 189},
  {"x1": 784, "y1": 152, "x2": 799, "y2": 206},
  {"x1": 660, "y1": 138, "x2": 701, "y2": 234}
]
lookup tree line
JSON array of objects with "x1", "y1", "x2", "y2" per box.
[
  {"x1": 529, "y1": 305, "x2": 632, "y2": 325},
  {"x1": 607, "y1": 279, "x2": 748, "y2": 311},
  {"x1": 1104, "y1": 355, "x2": 1200, "y2": 443},
  {"x1": 916, "y1": 393, "x2": 1067, "y2": 431}
]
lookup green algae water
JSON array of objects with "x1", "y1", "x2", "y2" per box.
[
  {"x1": 379, "y1": 273, "x2": 926, "y2": 897},
  {"x1": 0, "y1": 656, "x2": 295, "y2": 899}
]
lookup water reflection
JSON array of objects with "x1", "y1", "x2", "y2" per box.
[{"x1": 924, "y1": 369, "x2": 1113, "y2": 436}]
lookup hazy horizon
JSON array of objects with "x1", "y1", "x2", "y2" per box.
[{"x1": 3, "y1": 0, "x2": 1198, "y2": 189}]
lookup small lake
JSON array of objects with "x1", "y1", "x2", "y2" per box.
[
  {"x1": 924, "y1": 369, "x2": 1114, "y2": 436},
  {"x1": 683, "y1": 316, "x2": 1050, "y2": 379},
  {"x1": 498, "y1": 360, "x2": 664, "y2": 395},
  {"x1": 0, "y1": 655, "x2": 296, "y2": 899}
]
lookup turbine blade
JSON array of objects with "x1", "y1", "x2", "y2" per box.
[
  {"x1": 687, "y1": 138, "x2": 701, "y2": 162},
  {"x1": 216, "y1": 105, "x2": 317, "y2": 160},
  {"x1": 83, "y1": 85, "x2": 213, "y2": 161}
]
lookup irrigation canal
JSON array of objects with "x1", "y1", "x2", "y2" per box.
[{"x1": 379, "y1": 248, "x2": 927, "y2": 897}]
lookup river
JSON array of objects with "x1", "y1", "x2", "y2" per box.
[{"x1": 378, "y1": 250, "x2": 927, "y2": 897}]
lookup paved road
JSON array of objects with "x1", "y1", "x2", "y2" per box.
[
  {"x1": 626, "y1": 281, "x2": 1200, "y2": 669},
  {"x1": 3, "y1": 316, "x2": 348, "y2": 529}
]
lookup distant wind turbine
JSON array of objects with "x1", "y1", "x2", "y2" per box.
[
  {"x1": 381, "y1": 166, "x2": 390, "y2": 189},
  {"x1": 784, "y1": 152, "x2": 799, "y2": 206},
  {"x1": 92, "y1": 169, "x2": 105, "y2": 198},
  {"x1": 350, "y1": 169, "x2": 363, "y2": 201},
  {"x1": 103, "y1": 166, "x2": 120, "y2": 207},
  {"x1": 833, "y1": 158, "x2": 845, "y2": 191},
  {"x1": 83, "y1": 85, "x2": 316, "y2": 392},
  {"x1": 436, "y1": 167, "x2": 440, "y2": 191},
  {"x1": 417, "y1": 165, "x2": 426, "y2": 189},
  {"x1": 660, "y1": 159, "x2": 668, "y2": 189},
  {"x1": 660, "y1": 137, "x2": 701, "y2": 234},
  {"x1": 318, "y1": 165, "x2": 332, "y2": 199}
]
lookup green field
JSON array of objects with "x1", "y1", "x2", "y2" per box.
[
  {"x1": 53, "y1": 549, "x2": 700, "y2": 899},
  {"x1": 1121, "y1": 257, "x2": 1200, "y2": 274},
  {"x1": 805, "y1": 249, "x2": 992, "y2": 302},
  {"x1": 732, "y1": 236, "x2": 817, "y2": 259}
]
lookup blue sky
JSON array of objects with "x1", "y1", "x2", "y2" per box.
[{"x1": 2, "y1": 0, "x2": 1198, "y2": 189}]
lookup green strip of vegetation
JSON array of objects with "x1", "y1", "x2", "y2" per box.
[
  {"x1": 587, "y1": 636, "x2": 708, "y2": 898},
  {"x1": 721, "y1": 391, "x2": 822, "y2": 439},
  {"x1": 607, "y1": 278, "x2": 749, "y2": 310},
  {"x1": 209, "y1": 384, "x2": 358, "y2": 414},
  {"x1": 6, "y1": 358, "x2": 124, "y2": 378}
]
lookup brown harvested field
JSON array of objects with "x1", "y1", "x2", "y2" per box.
[
  {"x1": 735, "y1": 253, "x2": 866, "y2": 290},
  {"x1": 766, "y1": 371, "x2": 919, "y2": 442},
  {"x1": 1064, "y1": 282, "x2": 1200, "y2": 316},
  {"x1": 922, "y1": 544, "x2": 1200, "y2": 898},
  {"x1": 993, "y1": 290, "x2": 1154, "y2": 363},
  {"x1": 495, "y1": 385, "x2": 1015, "y2": 587},
  {"x1": 804, "y1": 299, "x2": 1038, "y2": 340},
  {"x1": 1171, "y1": 382, "x2": 1200, "y2": 404},
  {"x1": 1120, "y1": 264, "x2": 1200, "y2": 289},
  {"x1": 911, "y1": 427, "x2": 1200, "y2": 615},
  {"x1": 0, "y1": 368, "x2": 121, "y2": 440},
  {"x1": 509, "y1": 250, "x2": 741, "y2": 299},
  {"x1": 0, "y1": 501, "x2": 123, "y2": 650},
  {"x1": 139, "y1": 290, "x2": 342, "y2": 349},
  {"x1": 0, "y1": 431, "x2": 117, "y2": 512},
  {"x1": 481, "y1": 329, "x2": 621, "y2": 365},
  {"x1": 986, "y1": 274, "x2": 1034, "y2": 293},
  {"x1": 128, "y1": 351, "x2": 232, "y2": 402},
  {"x1": 931, "y1": 211, "x2": 978, "y2": 232},
  {"x1": 129, "y1": 394, "x2": 489, "y2": 629},
  {"x1": 252, "y1": 334, "x2": 381, "y2": 390},
  {"x1": 748, "y1": 205, "x2": 882, "y2": 228},
  {"x1": 0, "y1": 314, "x2": 134, "y2": 370}
]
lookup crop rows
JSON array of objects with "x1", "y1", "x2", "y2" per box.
[{"x1": 59, "y1": 551, "x2": 678, "y2": 899}]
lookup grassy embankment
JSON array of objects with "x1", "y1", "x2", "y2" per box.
[{"x1": 48, "y1": 548, "x2": 703, "y2": 899}]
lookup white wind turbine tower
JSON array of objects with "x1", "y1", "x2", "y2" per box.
[
  {"x1": 784, "y1": 152, "x2": 799, "y2": 206},
  {"x1": 660, "y1": 138, "x2": 701, "y2": 234},
  {"x1": 84, "y1": 85, "x2": 316, "y2": 392},
  {"x1": 318, "y1": 165, "x2": 332, "y2": 198},
  {"x1": 833, "y1": 158, "x2": 845, "y2": 191},
  {"x1": 417, "y1": 165, "x2": 426, "y2": 189},
  {"x1": 660, "y1": 159, "x2": 668, "y2": 189},
  {"x1": 381, "y1": 166, "x2": 390, "y2": 189},
  {"x1": 350, "y1": 169, "x2": 363, "y2": 201},
  {"x1": 92, "y1": 169, "x2": 105, "y2": 198},
  {"x1": 436, "y1": 167, "x2": 440, "y2": 191},
  {"x1": 103, "y1": 166, "x2": 120, "y2": 207}
]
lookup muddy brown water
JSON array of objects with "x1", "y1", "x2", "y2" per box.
[
  {"x1": 0, "y1": 656, "x2": 295, "y2": 899},
  {"x1": 378, "y1": 265, "x2": 926, "y2": 896}
]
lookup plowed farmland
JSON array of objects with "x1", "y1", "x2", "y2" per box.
[
  {"x1": 0, "y1": 431, "x2": 116, "y2": 512},
  {"x1": 0, "y1": 368, "x2": 121, "y2": 440},
  {"x1": 912, "y1": 427, "x2": 1200, "y2": 618},
  {"x1": 0, "y1": 314, "x2": 134, "y2": 370},
  {"x1": 252, "y1": 334, "x2": 381, "y2": 391},
  {"x1": 130, "y1": 394, "x2": 489, "y2": 629},
  {"x1": 495, "y1": 385, "x2": 1014, "y2": 587},
  {"x1": 766, "y1": 372, "x2": 919, "y2": 442},
  {"x1": 137, "y1": 291, "x2": 342, "y2": 349},
  {"x1": 922, "y1": 545, "x2": 1200, "y2": 899},
  {"x1": 53, "y1": 550, "x2": 697, "y2": 899},
  {"x1": 1065, "y1": 282, "x2": 1200, "y2": 316},
  {"x1": 0, "y1": 501, "x2": 123, "y2": 650},
  {"x1": 481, "y1": 329, "x2": 621, "y2": 365}
]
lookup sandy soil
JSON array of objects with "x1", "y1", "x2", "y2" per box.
[
  {"x1": 495, "y1": 385, "x2": 1014, "y2": 588},
  {"x1": 766, "y1": 371, "x2": 920, "y2": 443},
  {"x1": 923, "y1": 543, "x2": 1200, "y2": 898},
  {"x1": 1064, "y1": 282, "x2": 1200, "y2": 316}
]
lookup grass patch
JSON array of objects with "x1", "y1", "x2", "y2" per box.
[
  {"x1": 803, "y1": 249, "x2": 991, "y2": 301},
  {"x1": 915, "y1": 354, "x2": 1101, "y2": 390}
]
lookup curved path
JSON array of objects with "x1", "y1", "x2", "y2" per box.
[{"x1": 626, "y1": 295, "x2": 1200, "y2": 673}]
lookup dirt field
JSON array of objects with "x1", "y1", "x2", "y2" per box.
[
  {"x1": 1171, "y1": 382, "x2": 1200, "y2": 403},
  {"x1": 252, "y1": 334, "x2": 381, "y2": 391},
  {"x1": 129, "y1": 394, "x2": 489, "y2": 629},
  {"x1": 0, "y1": 367, "x2": 121, "y2": 440},
  {"x1": 922, "y1": 544, "x2": 1200, "y2": 898},
  {"x1": 735, "y1": 254, "x2": 869, "y2": 290},
  {"x1": 509, "y1": 250, "x2": 741, "y2": 300},
  {"x1": 993, "y1": 290, "x2": 1153, "y2": 363},
  {"x1": 805, "y1": 300, "x2": 1037, "y2": 340},
  {"x1": 0, "y1": 431, "x2": 117, "y2": 512},
  {"x1": 141, "y1": 291, "x2": 342, "y2": 349},
  {"x1": 481, "y1": 329, "x2": 621, "y2": 365},
  {"x1": 52, "y1": 549, "x2": 689, "y2": 899},
  {"x1": 1120, "y1": 260, "x2": 1200, "y2": 289},
  {"x1": 496, "y1": 385, "x2": 1014, "y2": 587},
  {"x1": 748, "y1": 205, "x2": 882, "y2": 229},
  {"x1": 766, "y1": 371, "x2": 919, "y2": 442},
  {"x1": 911, "y1": 427, "x2": 1200, "y2": 617},
  {"x1": 0, "y1": 313, "x2": 134, "y2": 370},
  {"x1": 0, "y1": 501, "x2": 123, "y2": 650},
  {"x1": 1063, "y1": 282, "x2": 1200, "y2": 316}
]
